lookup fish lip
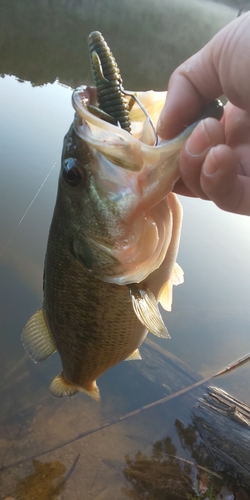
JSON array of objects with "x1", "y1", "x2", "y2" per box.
[
  {"x1": 72, "y1": 84, "x2": 136, "y2": 142},
  {"x1": 72, "y1": 85, "x2": 165, "y2": 142},
  {"x1": 72, "y1": 85, "x2": 98, "y2": 110}
]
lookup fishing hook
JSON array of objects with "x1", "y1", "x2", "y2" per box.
[{"x1": 119, "y1": 84, "x2": 159, "y2": 146}]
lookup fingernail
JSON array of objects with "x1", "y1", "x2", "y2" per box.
[
  {"x1": 203, "y1": 148, "x2": 219, "y2": 176},
  {"x1": 186, "y1": 120, "x2": 212, "y2": 157}
]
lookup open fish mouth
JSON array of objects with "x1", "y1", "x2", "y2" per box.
[
  {"x1": 68, "y1": 32, "x2": 224, "y2": 286},
  {"x1": 72, "y1": 84, "x2": 191, "y2": 176},
  {"x1": 71, "y1": 85, "x2": 184, "y2": 285},
  {"x1": 72, "y1": 31, "x2": 223, "y2": 182}
]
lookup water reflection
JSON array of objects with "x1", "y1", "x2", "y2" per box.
[
  {"x1": 123, "y1": 448, "x2": 193, "y2": 500},
  {"x1": 123, "y1": 419, "x2": 250, "y2": 499},
  {"x1": 0, "y1": 0, "x2": 236, "y2": 89},
  {"x1": 123, "y1": 428, "x2": 218, "y2": 500},
  {"x1": 14, "y1": 458, "x2": 67, "y2": 500},
  {"x1": 0, "y1": 0, "x2": 250, "y2": 499}
]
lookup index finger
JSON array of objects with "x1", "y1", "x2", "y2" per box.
[{"x1": 157, "y1": 47, "x2": 223, "y2": 139}]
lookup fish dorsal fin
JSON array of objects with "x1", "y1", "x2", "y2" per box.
[
  {"x1": 49, "y1": 374, "x2": 100, "y2": 402},
  {"x1": 158, "y1": 262, "x2": 184, "y2": 312},
  {"x1": 125, "y1": 349, "x2": 142, "y2": 361},
  {"x1": 21, "y1": 309, "x2": 57, "y2": 363},
  {"x1": 129, "y1": 284, "x2": 170, "y2": 339}
]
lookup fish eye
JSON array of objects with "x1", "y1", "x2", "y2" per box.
[{"x1": 63, "y1": 158, "x2": 83, "y2": 187}]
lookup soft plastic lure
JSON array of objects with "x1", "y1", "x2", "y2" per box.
[{"x1": 87, "y1": 30, "x2": 131, "y2": 132}]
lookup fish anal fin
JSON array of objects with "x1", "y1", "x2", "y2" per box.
[
  {"x1": 21, "y1": 308, "x2": 57, "y2": 363},
  {"x1": 129, "y1": 284, "x2": 170, "y2": 339},
  {"x1": 125, "y1": 349, "x2": 142, "y2": 361},
  {"x1": 49, "y1": 373, "x2": 79, "y2": 398},
  {"x1": 158, "y1": 262, "x2": 184, "y2": 312},
  {"x1": 81, "y1": 381, "x2": 100, "y2": 402}
]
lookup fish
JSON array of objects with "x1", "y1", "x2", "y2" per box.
[{"x1": 22, "y1": 32, "x2": 223, "y2": 401}]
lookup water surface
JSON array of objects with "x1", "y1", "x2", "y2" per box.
[{"x1": 1, "y1": 1, "x2": 250, "y2": 499}]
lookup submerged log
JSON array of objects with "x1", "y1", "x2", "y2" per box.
[{"x1": 193, "y1": 386, "x2": 250, "y2": 487}]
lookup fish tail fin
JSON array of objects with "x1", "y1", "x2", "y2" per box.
[
  {"x1": 81, "y1": 381, "x2": 100, "y2": 402},
  {"x1": 49, "y1": 373, "x2": 80, "y2": 398},
  {"x1": 21, "y1": 308, "x2": 57, "y2": 362},
  {"x1": 49, "y1": 374, "x2": 100, "y2": 402}
]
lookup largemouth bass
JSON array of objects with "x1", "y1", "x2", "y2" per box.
[{"x1": 22, "y1": 33, "x2": 223, "y2": 401}]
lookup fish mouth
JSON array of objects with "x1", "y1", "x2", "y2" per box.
[
  {"x1": 72, "y1": 86, "x2": 223, "y2": 210},
  {"x1": 71, "y1": 86, "x2": 185, "y2": 285},
  {"x1": 71, "y1": 85, "x2": 223, "y2": 285},
  {"x1": 72, "y1": 85, "x2": 190, "y2": 208},
  {"x1": 72, "y1": 85, "x2": 171, "y2": 173}
]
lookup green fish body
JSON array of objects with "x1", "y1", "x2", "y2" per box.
[{"x1": 22, "y1": 87, "x2": 223, "y2": 400}]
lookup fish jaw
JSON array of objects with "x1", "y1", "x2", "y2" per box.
[
  {"x1": 70, "y1": 88, "x2": 222, "y2": 285},
  {"x1": 69, "y1": 86, "x2": 196, "y2": 285},
  {"x1": 72, "y1": 88, "x2": 223, "y2": 211},
  {"x1": 72, "y1": 85, "x2": 194, "y2": 191}
]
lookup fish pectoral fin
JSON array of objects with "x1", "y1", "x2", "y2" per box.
[
  {"x1": 73, "y1": 236, "x2": 96, "y2": 272},
  {"x1": 49, "y1": 373, "x2": 80, "y2": 398},
  {"x1": 125, "y1": 349, "x2": 142, "y2": 361},
  {"x1": 21, "y1": 309, "x2": 57, "y2": 363},
  {"x1": 73, "y1": 236, "x2": 115, "y2": 276},
  {"x1": 49, "y1": 374, "x2": 100, "y2": 402},
  {"x1": 158, "y1": 262, "x2": 184, "y2": 312},
  {"x1": 129, "y1": 284, "x2": 170, "y2": 339}
]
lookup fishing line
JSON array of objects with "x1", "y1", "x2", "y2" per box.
[
  {"x1": 119, "y1": 84, "x2": 159, "y2": 146},
  {"x1": 0, "y1": 161, "x2": 57, "y2": 259}
]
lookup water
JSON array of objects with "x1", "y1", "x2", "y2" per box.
[{"x1": 1, "y1": 0, "x2": 250, "y2": 498}]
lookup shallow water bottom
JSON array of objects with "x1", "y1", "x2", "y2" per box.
[{"x1": 0, "y1": 339, "x2": 209, "y2": 500}]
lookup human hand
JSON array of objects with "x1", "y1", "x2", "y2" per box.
[{"x1": 158, "y1": 12, "x2": 250, "y2": 215}]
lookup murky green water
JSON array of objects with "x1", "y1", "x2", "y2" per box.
[{"x1": 1, "y1": 1, "x2": 250, "y2": 499}]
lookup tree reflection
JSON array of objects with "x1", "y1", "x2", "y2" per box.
[
  {"x1": 122, "y1": 421, "x2": 221, "y2": 500},
  {"x1": 175, "y1": 419, "x2": 214, "y2": 470},
  {"x1": 123, "y1": 436, "x2": 193, "y2": 500},
  {"x1": 0, "y1": 0, "x2": 235, "y2": 89}
]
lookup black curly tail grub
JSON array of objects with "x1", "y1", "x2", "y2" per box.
[{"x1": 88, "y1": 31, "x2": 131, "y2": 133}]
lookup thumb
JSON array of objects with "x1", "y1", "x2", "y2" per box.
[{"x1": 200, "y1": 145, "x2": 250, "y2": 215}]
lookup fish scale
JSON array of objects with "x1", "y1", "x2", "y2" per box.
[{"x1": 44, "y1": 210, "x2": 146, "y2": 387}]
